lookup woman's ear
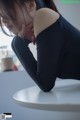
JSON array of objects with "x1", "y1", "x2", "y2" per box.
[
  {"x1": 27, "y1": 1, "x2": 36, "y2": 12},
  {"x1": 25, "y1": 1, "x2": 36, "y2": 17},
  {"x1": 28, "y1": 1, "x2": 36, "y2": 17}
]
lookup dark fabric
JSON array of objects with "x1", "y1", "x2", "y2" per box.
[
  {"x1": 35, "y1": 0, "x2": 47, "y2": 9},
  {"x1": 11, "y1": 15, "x2": 80, "y2": 92}
]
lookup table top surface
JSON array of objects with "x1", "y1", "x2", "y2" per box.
[{"x1": 13, "y1": 79, "x2": 80, "y2": 111}]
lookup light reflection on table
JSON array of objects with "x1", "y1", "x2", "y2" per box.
[{"x1": 13, "y1": 79, "x2": 80, "y2": 111}]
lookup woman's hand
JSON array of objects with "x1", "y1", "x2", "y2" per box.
[{"x1": 18, "y1": 22, "x2": 35, "y2": 43}]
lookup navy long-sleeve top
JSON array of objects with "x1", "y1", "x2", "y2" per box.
[{"x1": 11, "y1": 15, "x2": 80, "y2": 92}]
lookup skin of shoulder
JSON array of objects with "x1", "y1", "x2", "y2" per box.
[{"x1": 33, "y1": 8, "x2": 60, "y2": 37}]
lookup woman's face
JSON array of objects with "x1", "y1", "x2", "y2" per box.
[{"x1": 0, "y1": 1, "x2": 36, "y2": 35}]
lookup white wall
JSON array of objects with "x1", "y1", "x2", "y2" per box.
[{"x1": 54, "y1": 0, "x2": 80, "y2": 30}]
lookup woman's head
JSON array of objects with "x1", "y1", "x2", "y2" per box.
[
  {"x1": 0, "y1": 0, "x2": 37, "y2": 35},
  {"x1": 0, "y1": 0, "x2": 58, "y2": 35}
]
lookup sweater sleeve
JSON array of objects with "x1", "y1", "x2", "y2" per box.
[
  {"x1": 36, "y1": 18, "x2": 65, "y2": 91},
  {"x1": 11, "y1": 17, "x2": 65, "y2": 92},
  {"x1": 11, "y1": 36, "x2": 37, "y2": 80}
]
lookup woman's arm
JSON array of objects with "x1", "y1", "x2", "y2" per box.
[
  {"x1": 11, "y1": 36, "x2": 55, "y2": 92},
  {"x1": 11, "y1": 9, "x2": 64, "y2": 92},
  {"x1": 12, "y1": 20, "x2": 64, "y2": 92},
  {"x1": 11, "y1": 36, "x2": 37, "y2": 81}
]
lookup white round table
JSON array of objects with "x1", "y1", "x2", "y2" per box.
[{"x1": 13, "y1": 79, "x2": 80, "y2": 112}]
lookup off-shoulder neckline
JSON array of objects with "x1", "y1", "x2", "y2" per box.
[{"x1": 35, "y1": 14, "x2": 62, "y2": 42}]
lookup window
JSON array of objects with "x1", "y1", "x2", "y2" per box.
[
  {"x1": 0, "y1": 27, "x2": 37, "y2": 72},
  {"x1": 0, "y1": 27, "x2": 23, "y2": 71}
]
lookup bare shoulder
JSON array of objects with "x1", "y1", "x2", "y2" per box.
[{"x1": 33, "y1": 8, "x2": 60, "y2": 37}]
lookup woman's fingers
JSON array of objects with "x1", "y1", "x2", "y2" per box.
[{"x1": 18, "y1": 23, "x2": 35, "y2": 41}]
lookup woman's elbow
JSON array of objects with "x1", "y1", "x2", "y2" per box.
[
  {"x1": 37, "y1": 79, "x2": 55, "y2": 92},
  {"x1": 41, "y1": 85, "x2": 54, "y2": 92}
]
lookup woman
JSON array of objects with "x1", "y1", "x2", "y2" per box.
[{"x1": 0, "y1": 0, "x2": 80, "y2": 92}]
